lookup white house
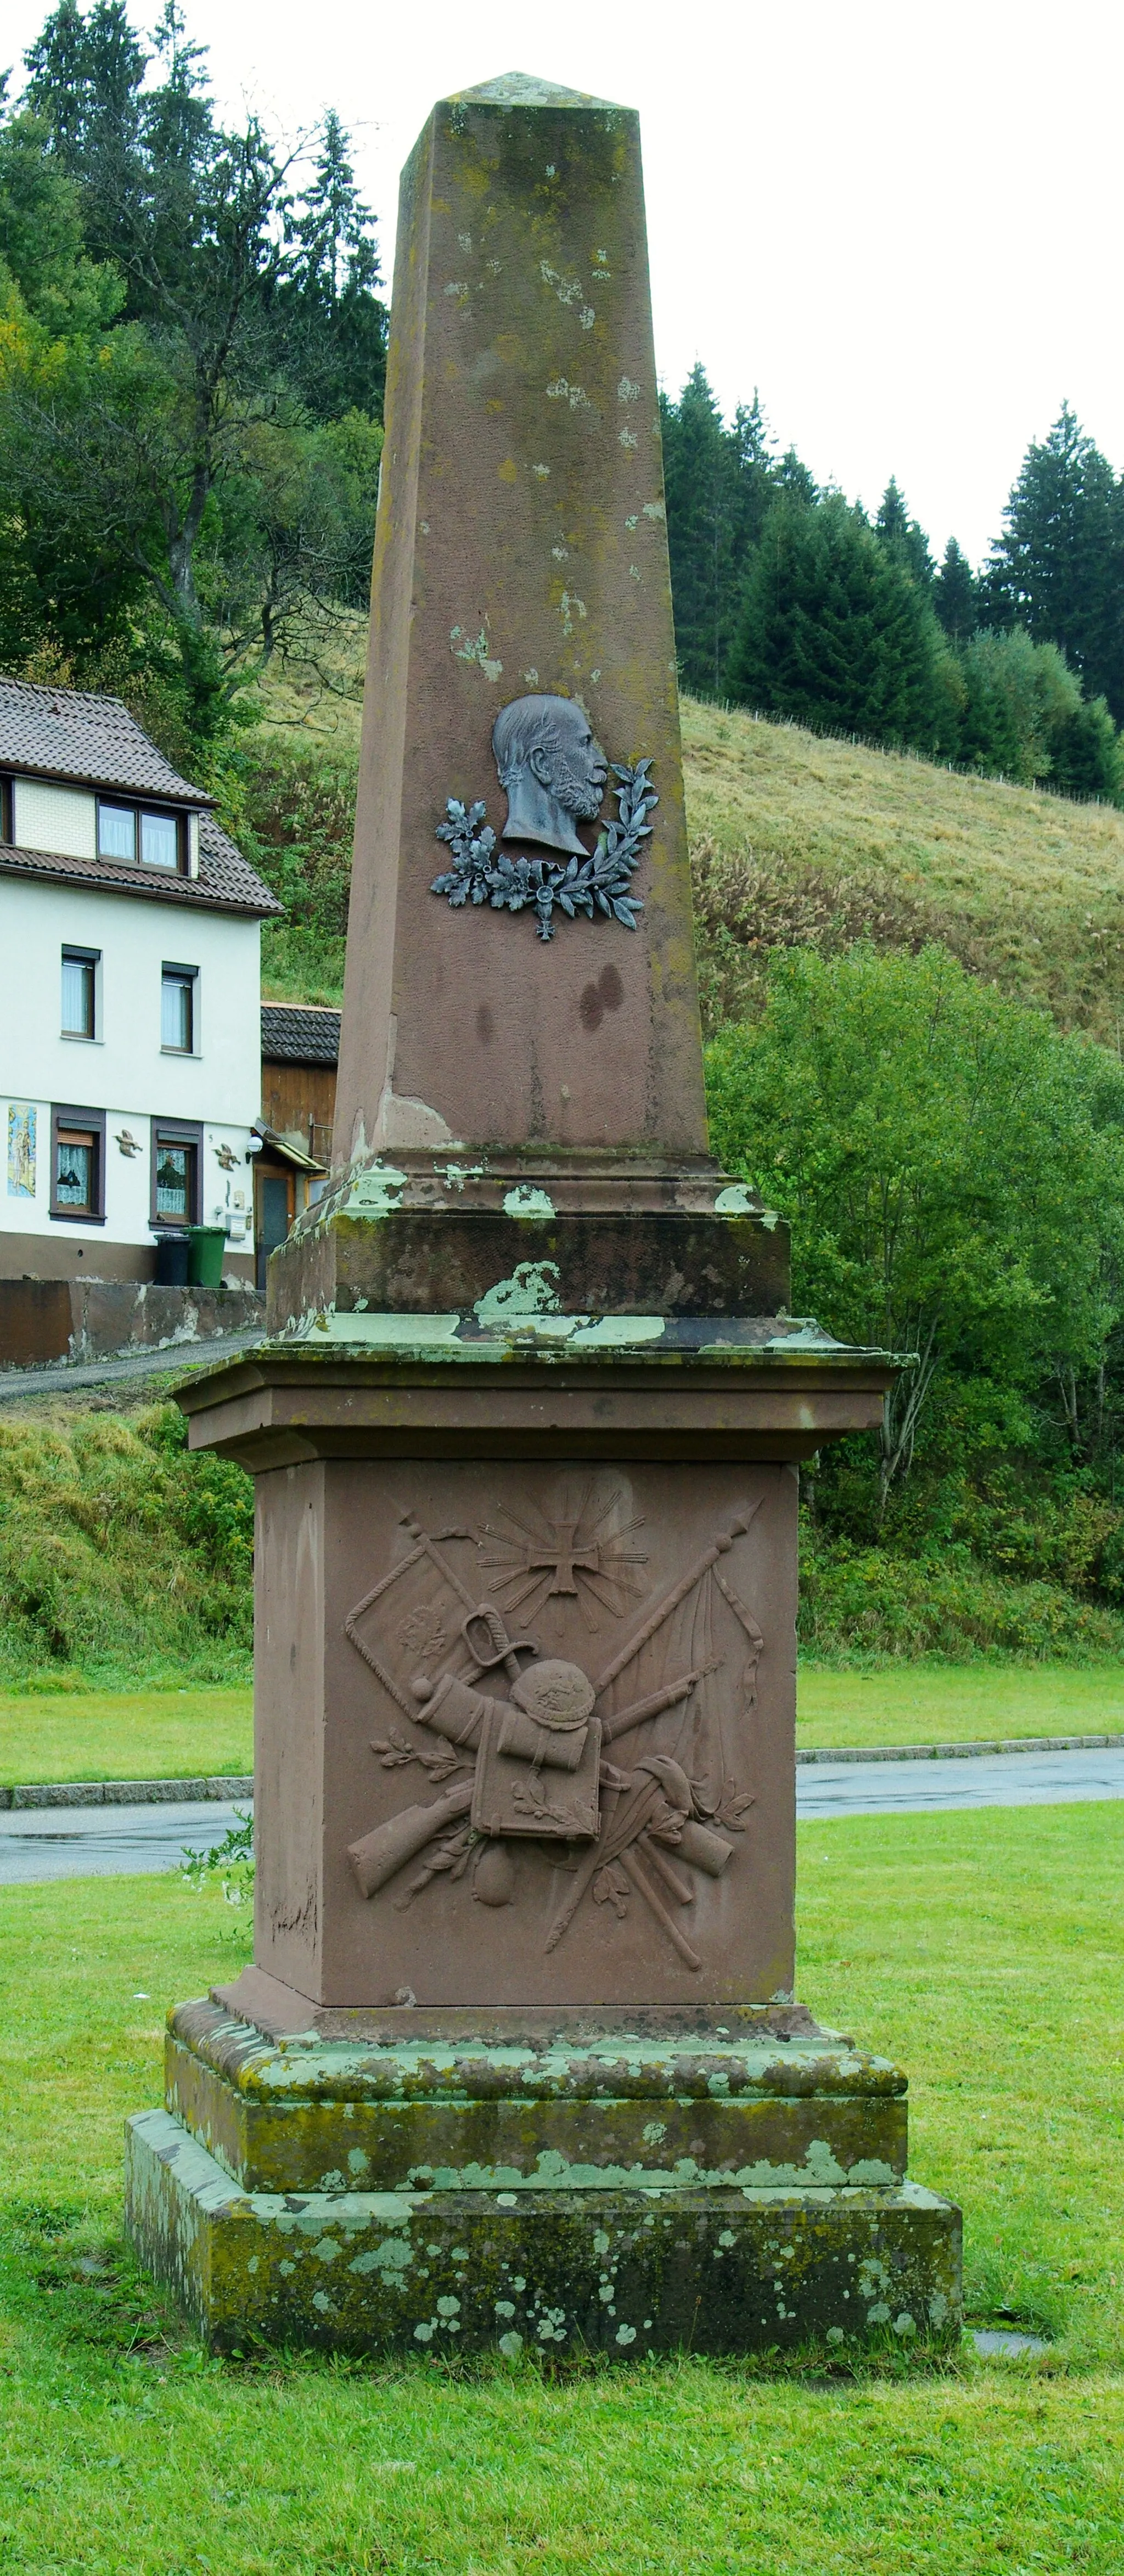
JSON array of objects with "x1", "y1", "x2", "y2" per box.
[{"x1": 0, "y1": 677, "x2": 281, "y2": 1283}]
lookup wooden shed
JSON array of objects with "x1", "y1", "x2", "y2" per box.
[{"x1": 256, "y1": 1004, "x2": 340, "y2": 1289}]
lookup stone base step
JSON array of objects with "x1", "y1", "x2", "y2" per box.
[
  {"x1": 125, "y1": 2108, "x2": 961, "y2": 2358},
  {"x1": 165, "y1": 1997, "x2": 909, "y2": 2196}
]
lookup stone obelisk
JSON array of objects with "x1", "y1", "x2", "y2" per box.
[
  {"x1": 125, "y1": 75, "x2": 960, "y2": 2358},
  {"x1": 333, "y1": 66, "x2": 704, "y2": 1169}
]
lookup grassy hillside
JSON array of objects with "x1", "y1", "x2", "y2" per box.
[
  {"x1": 247, "y1": 641, "x2": 1124, "y2": 1041},
  {"x1": 687, "y1": 702, "x2": 1124, "y2": 1040},
  {"x1": 0, "y1": 1402, "x2": 252, "y2": 1688}
]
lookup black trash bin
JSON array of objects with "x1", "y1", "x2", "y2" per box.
[{"x1": 154, "y1": 1232, "x2": 190, "y2": 1286}]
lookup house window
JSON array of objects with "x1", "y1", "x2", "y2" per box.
[
  {"x1": 50, "y1": 1105, "x2": 105, "y2": 1223},
  {"x1": 61, "y1": 946, "x2": 98, "y2": 1040},
  {"x1": 141, "y1": 810, "x2": 178, "y2": 868},
  {"x1": 151, "y1": 1120, "x2": 202, "y2": 1227},
  {"x1": 154, "y1": 1139, "x2": 195, "y2": 1222},
  {"x1": 161, "y1": 964, "x2": 196, "y2": 1052},
  {"x1": 97, "y1": 800, "x2": 184, "y2": 871},
  {"x1": 98, "y1": 801, "x2": 137, "y2": 861}
]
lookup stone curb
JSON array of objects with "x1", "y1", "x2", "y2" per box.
[
  {"x1": 0, "y1": 1775, "x2": 253, "y2": 1811},
  {"x1": 3, "y1": 1736, "x2": 1122, "y2": 1809},
  {"x1": 795, "y1": 1733, "x2": 1124, "y2": 1765}
]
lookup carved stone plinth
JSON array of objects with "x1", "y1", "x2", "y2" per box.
[
  {"x1": 124, "y1": 2003, "x2": 961, "y2": 2355},
  {"x1": 165, "y1": 1999, "x2": 910, "y2": 2188},
  {"x1": 265, "y1": 1157, "x2": 791, "y2": 1342},
  {"x1": 171, "y1": 1337, "x2": 891, "y2": 2014},
  {"x1": 121, "y1": 1331, "x2": 964, "y2": 2353}
]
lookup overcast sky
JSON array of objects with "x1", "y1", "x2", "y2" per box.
[{"x1": 5, "y1": 0, "x2": 1120, "y2": 567}]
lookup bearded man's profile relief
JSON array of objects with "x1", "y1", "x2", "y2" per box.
[{"x1": 491, "y1": 694, "x2": 608, "y2": 857}]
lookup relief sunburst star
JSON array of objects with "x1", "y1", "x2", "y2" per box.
[{"x1": 477, "y1": 1482, "x2": 649, "y2": 1631}]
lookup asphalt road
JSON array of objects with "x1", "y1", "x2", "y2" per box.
[
  {"x1": 2, "y1": 1746, "x2": 1122, "y2": 1883},
  {"x1": 0, "y1": 1797, "x2": 248, "y2": 1884},
  {"x1": 796, "y1": 1742, "x2": 1124, "y2": 1819}
]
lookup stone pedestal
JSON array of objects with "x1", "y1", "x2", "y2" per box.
[
  {"x1": 178, "y1": 1340, "x2": 889, "y2": 2014},
  {"x1": 124, "y1": 1332, "x2": 962, "y2": 2351},
  {"x1": 126, "y1": 1999, "x2": 959, "y2": 2356},
  {"x1": 122, "y1": 71, "x2": 962, "y2": 2354}
]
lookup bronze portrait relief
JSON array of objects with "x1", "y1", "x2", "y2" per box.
[
  {"x1": 431, "y1": 691, "x2": 656, "y2": 940},
  {"x1": 491, "y1": 694, "x2": 608, "y2": 856}
]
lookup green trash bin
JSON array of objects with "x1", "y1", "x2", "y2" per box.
[{"x1": 187, "y1": 1225, "x2": 226, "y2": 1288}]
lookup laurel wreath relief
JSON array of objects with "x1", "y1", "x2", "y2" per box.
[{"x1": 431, "y1": 759, "x2": 657, "y2": 942}]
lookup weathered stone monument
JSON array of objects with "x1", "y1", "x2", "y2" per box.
[{"x1": 124, "y1": 72, "x2": 961, "y2": 2354}]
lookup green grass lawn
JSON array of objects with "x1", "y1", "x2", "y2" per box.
[
  {"x1": 797, "y1": 1659, "x2": 1124, "y2": 1749},
  {"x1": 1, "y1": 1802, "x2": 1121, "y2": 2571},
  {"x1": 2, "y1": 1663, "x2": 1121, "y2": 1789},
  {"x1": 0, "y1": 1686, "x2": 253, "y2": 1787}
]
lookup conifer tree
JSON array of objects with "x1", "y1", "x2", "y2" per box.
[
  {"x1": 934, "y1": 537, "x2": 977, "y2": 642},
  {"x1": 293, "y1": 109, "x2": 367, "y2": 303},
  {"x1": 726, "y1": 494, "x2": 943, "y2": 749},
  {"x1": 775, "y1": 447, "x2": 818, "y2": 507},
  {"x1": 279, "y1": 109, "x2": 386, "y2": 418},
  {"x1": 661, "y1": 366, "x2": 745, "y2": 695},
  {"x1": 660, "y1": 369, "x2": 804, "y2": 696},
  {"x1": 24, "y1": 0, "x2": 147, "y2": 265},
  {"x1": 875, "y1": 477, "x2": 934, "y2": 588},
  {"x1": 144, "y1": 2, "x2": 211, "y2": 179},
  {"x1": 982, "y1": 404, "x2": 1124, "y2": 721},
  {"x1": 1050, "y1": 697, "x2": 1123, "y2": 801}
]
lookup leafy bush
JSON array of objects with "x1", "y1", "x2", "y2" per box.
[
  {"x1": 706, "y1": 943, "x2": 1124, "y2": 1512},
  {"x1": 0, "y1": 1405, "x2": 252, "y2": 1684},
  {"x1": 706, "y1": 939, "x2": 1124, "y2": 1649},
  {"x1": 956, "y1": 627, "x2": 1122, "y2": 797},
  {"x1": 799, "y1": 1529, "x2": 1124, "y2": 1663}
]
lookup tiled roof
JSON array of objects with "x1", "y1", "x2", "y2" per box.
[
  {"x1": 261, "y1": 1003, "x2": 341, "y2": 1063},
  {"x1": 0, "y1": 675, "x2": 213, "y2": 804},
  {"x1": 198, "y1": 812, "x2": 283, "y2": 914},
  {"x1": 0, "y1": 809, "x2": 282, "y2": 917}
]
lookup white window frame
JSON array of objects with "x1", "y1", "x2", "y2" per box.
[
  {"x1": 60, "y1": 944, "x2": 101, "y2": 1043},
  {"x1": 161, "y1": 961, "x2": 199, "y2": 1056}
]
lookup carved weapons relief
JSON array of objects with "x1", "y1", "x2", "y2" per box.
[{"x1": 344, "y1": 1481, "x2": 764, "y2": 1972}]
